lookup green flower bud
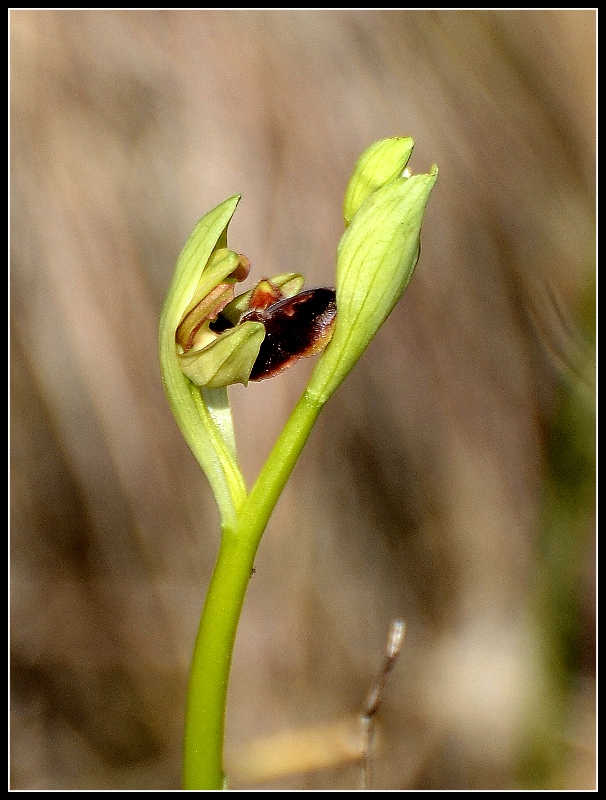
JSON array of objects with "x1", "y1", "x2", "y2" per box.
[
  {"x1": 308, "y1": 141, "x2": 437, "y2": 404},
  {"x1": 342, "y1": 136, "x2": 414, "y2": 226}
]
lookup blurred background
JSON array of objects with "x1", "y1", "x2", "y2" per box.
[{"x1": 10, "y1": 9, "x2": 595, "y2": 790}]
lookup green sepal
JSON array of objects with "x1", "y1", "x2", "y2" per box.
[
  {"x1": 159, "y1": 196, "x2": 248, "y2": 527},
  {"x1": 179, "y1": 321, "x2": 266, "y2": 389}
]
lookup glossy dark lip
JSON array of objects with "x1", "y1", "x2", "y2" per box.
[
  {"x1": 244, "y1": 287, "x2": 337, "y2": 381},
  {"x1": 211, "y1": 287, "x2": 337, "y2": 381}
]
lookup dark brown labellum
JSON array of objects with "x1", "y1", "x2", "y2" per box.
[{"x1": 242, "y1": 287, "x2": 337, "y2": 381}]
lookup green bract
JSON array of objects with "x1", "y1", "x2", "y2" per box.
[
  {"x1": 308, "y1": 139, "x2": 438, "y2": 403},
  {"x1": 158, "y1": 196, "x2": 249, "y2": 527}
]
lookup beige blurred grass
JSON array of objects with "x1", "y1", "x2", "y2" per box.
[{"x1": 10, "y1": 9, "x2": 595, "y2": 790}]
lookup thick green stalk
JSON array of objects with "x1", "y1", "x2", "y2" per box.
[{"x1": 182, "y1": 389, "x2": 324, "y2": 789}]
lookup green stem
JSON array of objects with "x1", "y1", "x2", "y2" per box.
[{"x1": 182, "y1": 389, "x2": 324, "y2": 789}]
